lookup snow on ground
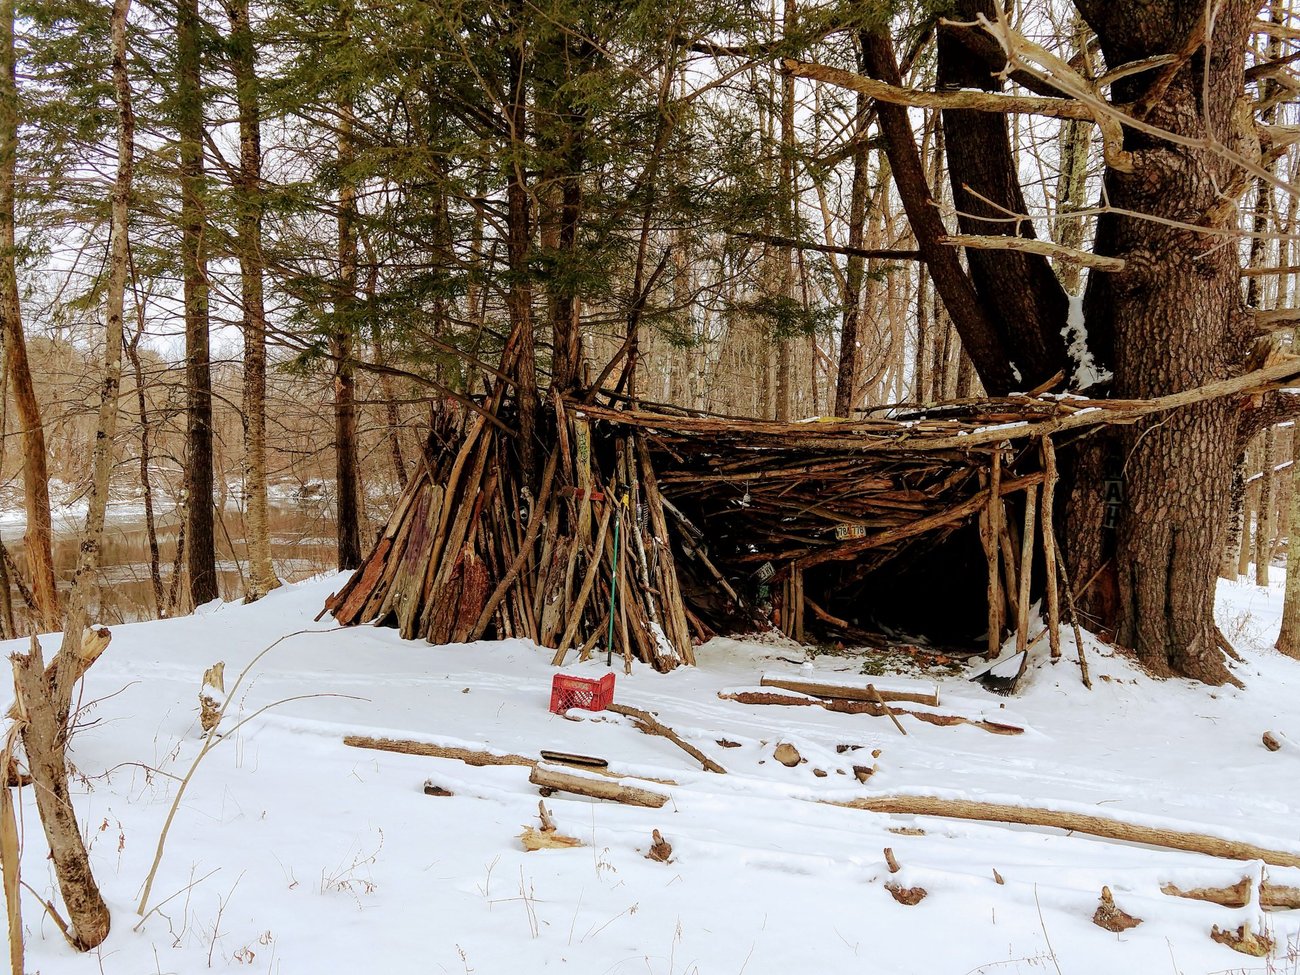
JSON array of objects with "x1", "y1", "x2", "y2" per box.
[{"x1": 8, "y1": 572, "x2": 1300, "y2": 974}]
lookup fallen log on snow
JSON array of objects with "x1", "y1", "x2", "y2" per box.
[
  {"x1": 343, "y1": 735, "x2": 535, "y2": 768},
  {"x1": 529, "y1": 763, "x2": 669, "y2": 808},
  {"x1": 606, "y1": 703, "x2": 726, "y2": 773},
  {"x1": 826, "y1": 794, "x2": 1300, "y2": 869},
  {"x1": 760, "y1": 675, "x2": 939, "y2": 707},
  {"x1": 342, "y1": 735, "x2": 678, "y2": 785},
  {"x1": 719, "y1": 689, "x2": 1023, "y2": 735}
]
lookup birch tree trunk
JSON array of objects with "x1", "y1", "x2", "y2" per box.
[
  {"x1": 1257, "y1": 426, "x2": 1276, "y2": 586},
  {"x1": 59, "y1": 0, "x2": 134, "y2": 653}
]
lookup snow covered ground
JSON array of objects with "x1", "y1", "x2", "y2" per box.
[{"x1": 7, "y1": 572, "x2": 1300, "y2": 974}]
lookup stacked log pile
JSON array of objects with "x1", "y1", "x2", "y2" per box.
[{"x1": 326, "y1": 395, "x2": 694, "y2": 672}]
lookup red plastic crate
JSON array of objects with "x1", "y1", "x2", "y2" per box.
[{"x1": 549, "y1": 672, "x2": 615, "y2": 714}]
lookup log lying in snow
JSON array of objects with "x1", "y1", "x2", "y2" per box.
[
  {"x1": 342, "y1": 735, "x2": 678, "y2": 785},
  {"x1": 607, "y1": 703, "x2": 726, "y2": 773},
  {"x1": 759, "y1": 675, "x2": 939, "y2": 707},
  {"x1": 719, "y1": 689, "x2": 1022, "y2": 735},
  {"x1": 529, "y1": 763, "x2": 669, "y2": 808},
  {"x1": 344, "y1": 735, "x2": 536, "y2": 768},
  {"x1": 826, "y1": 794, "x2": 1300, "y2": 869}
]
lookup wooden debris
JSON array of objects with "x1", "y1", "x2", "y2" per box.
[
  {"x1": 519, "y1": 826, "x2": 583, "y2": 851},
  {"x1": 1093, "y1": 886, "x2": 1142, "y2": 932},
  {"x1": 1263, "y1": 731, "x2": 1285, "y2": 752},
  {"x1": 607, "y1": 703, "x2": 726, "y2": 773},
  {"x1": 646, "y1": 829, "x2": 673, "y2": 863},
  {"x1": 853, "y1": 765, "x2": 875, "y2": 783},
  {"x1": 520, "y1": 799, "x2": 583, "y2": 850},
  {"x1": 992, "y1": 868, "x2": 1004, "y2": 885},
  {"x1": 422, "y1": 782, "x2": 454, "y2": 797},
  {"x1": 1211, "y1": 922, "x2": 1273, "y2": 956},
  {"x1": 719, "y1": 689, "x2": 1024, "y2": 735},
  {"x1": 773, "y1": 743, "x2": 802, "y2": 767},
  {"x1": 883, "y1": 847, "x2": 901, "y2": 873},
  {"x1": 1161, "y1": 877, "x2": 1300, "y2": 910},
  {"x1": 827, "y1": 795, "x2": 1300, "y2": 868},
  {"x1": 759, "y1": 676, "x2": 939, "y2": 707},
  {"x1": 716, "y1": 739, "x2": 742, "y2": 748},
  {"x1": 1161, "y1": 877, "x2": 1252, "y2": 908},
  {"x1": 528, "y1": 764, "x2": 669, "y2": 808},
  {"x1": 885, "y1": 883, "x2": 927, "y2": 906}
]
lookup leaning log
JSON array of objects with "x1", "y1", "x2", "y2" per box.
[{"x1": 607, "y1": 703, "x2": 726, "y2": 773}]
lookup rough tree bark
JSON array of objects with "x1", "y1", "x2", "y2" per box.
[
  {"x1": 1066, "y1": 0, "x2": 1258, "y2": 682},
  {"x1": 935, "y1": 0, "x2": 1068, "y2": 390},
  {"x1": 504, "y1": 0, "x2": 539, "y2": 481},
  {"x1": 833, "y1": 43, "x2": 871, "y2": 417},
  {"x1": 226, "y1": 0, "x2": 279, "y2": 600},
  {"x1": 333, "y1": 10, "x2": 362, "y2": 571},
  {"x1": 178, "y1": 0, "x2": 217, "y2": 605},
  {"x1": 0, "y1": 0, "x2": 57, "y2": 632}
]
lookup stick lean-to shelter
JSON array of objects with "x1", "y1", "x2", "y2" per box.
[{"x1": 324, "y1": 357, "x2": 1300, "y2": 672}]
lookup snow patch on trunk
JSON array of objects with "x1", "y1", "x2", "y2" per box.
[{"x1": 1062, "y1": 289, "x2": 1112, "y2": 389}]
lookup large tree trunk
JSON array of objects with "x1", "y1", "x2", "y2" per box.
[
  {"x1": 833, "y1": 53, "x2": 870, "y2": 418},
  {"x1": 935, "y1": 0, "x2": 1068, "y2": 390},
  {"x1": 859, "y1": 30, "x2": 1017, "y2": 395},
  {"x1": 504, "y1": 0, "x2": 539, "y2": 481},
  {"x1": 0, "y1": 0, "x2": 57, "y2": 632},
  {"x1": 59, "y1": 0, "x2": 133, "y2": 653},
  {"x1": 1068, "y1": 0, "x2": 1257, "y2": 683},
  {"x1": 333, "y1": 15, "x2": 362, "y2": 572},
  {"x1": 178, "y1": 0, "x2": 217, "y2": 606},
  {"x1": 227, "y1": 0, "x2": 279, "y2": 600}
]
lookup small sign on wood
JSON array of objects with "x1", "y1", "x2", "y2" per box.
[{"x1": 834, "y1": 523, "x2": 867, "y2": 540}]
